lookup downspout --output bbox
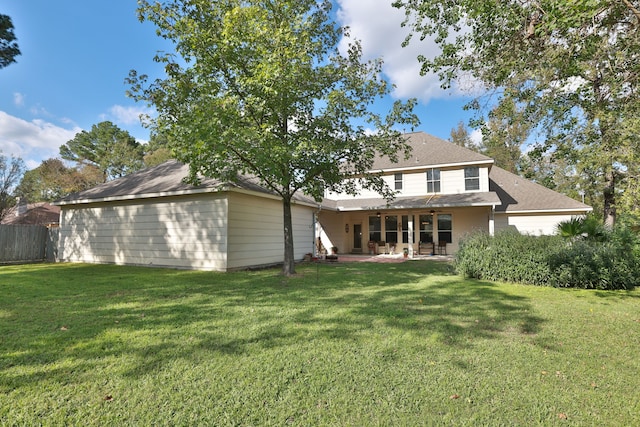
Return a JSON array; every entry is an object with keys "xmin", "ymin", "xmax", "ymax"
[{"xmin": 314, "ymin": 204, "xmax": 322, "ymax": 257}]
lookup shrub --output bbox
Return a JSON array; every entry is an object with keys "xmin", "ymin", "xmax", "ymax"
[
  {"xmin": 549, "ymin": 227, "xmax": 640, "ymax": 290},
  {"xmin": 455, "ymin": 226, "xmax": 640, "ymax": 290},
  {"xmin": 455, "ymin": 230, "xmax": 559, "ymax": 285}
]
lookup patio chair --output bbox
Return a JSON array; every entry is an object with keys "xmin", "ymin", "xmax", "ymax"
[
  {"xmin": 436, "ymin": 241, "xmax": 447, "ymax": 255},
  {"xmin": 418, "ymin": 241, "xmax": 434, "ymax": 255}
]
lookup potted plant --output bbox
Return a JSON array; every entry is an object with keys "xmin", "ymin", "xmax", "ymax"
[{"xmin": 403, "ymin": 248, "xmax": 409, "ymax": 258}]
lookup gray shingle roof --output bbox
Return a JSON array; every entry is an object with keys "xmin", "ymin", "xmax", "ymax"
[
  {"xmin": 55, "ymin": 132, "xmax": 591, "ymax": 215},
  {"xmin": 489, "ymin": 165, "xmax": 591, "ymax": 213},
  {"xmin": 55, "ymin": 160, "xmax": 317, "ymax": 206},
  {"xmin": 370, "ymin": 131, "xmax": 493, "ymax": 171}
]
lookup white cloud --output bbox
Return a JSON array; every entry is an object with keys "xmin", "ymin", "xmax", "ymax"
[
  {"xmin": 470, "ymin": 128, "xmax": 483, "ymax": 146},
  {"xmin": 13, "ymin": 93, "xmax": 25, "ymax": 108},
  {"xmin": 0, "ymin": 111, "xmax": 81, "ymax": 169},
  {"xmin": 107, "ymin": 105, "xmax": 154, "ymax": 126},
  {"xmin": 336, "ymin": 0, "xmax": 477, "ymax": 103}
]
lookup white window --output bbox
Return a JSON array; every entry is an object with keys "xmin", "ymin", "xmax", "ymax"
[
  {"xmin": 369, "ymin": 216, "xmax": 381, "ymax": 242},
  {"xmin": 401, "ymin": 215, "xmax": 415, "ymax": 243},
  {"xmin": 419, "ymin": 214, "xmax": 434, "ymax": 243},
  {"xmin": 385, "ymin": 215, "xmax": 398, "ymax": 244},
  {"xmin": 394, "ymin": 173, "xmax": 403, "ymax": 190},
  {"xmin": 465, "ymin": 167, "xmax": 480, "ymax": 191},
  {"xmin": 437, "ymin": 214, "xmax": 453, "ymax": 243},
  {"xmin": 426, "ymin": 168, "xmax": 441, "ymax": 193}
]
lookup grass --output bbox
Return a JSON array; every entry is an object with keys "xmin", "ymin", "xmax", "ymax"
[{"xmin": 1, "ymin": 261, "xmax": 639, "ymax": 426}]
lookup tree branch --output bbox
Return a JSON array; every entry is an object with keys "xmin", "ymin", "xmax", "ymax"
[{"xmin": 622, "ymin": 0, "xmax": 640, "ymax": 22}]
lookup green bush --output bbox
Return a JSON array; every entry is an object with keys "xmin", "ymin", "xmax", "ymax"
[
  {"xmin": 455, "ymin": 226, "xmax": 640, "ymax": 290},
  {"xmin": 548, "ymin": 227, "xmax": 640, "ymax": 290},
  {"xmin": 454, "ymin": 230, "xmax": 558, "ymax": 286}
]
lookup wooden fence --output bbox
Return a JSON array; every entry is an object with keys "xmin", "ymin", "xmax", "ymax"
[{"xmin": 0, "ymin": 225, "xmax": 59, "ymax": 264}]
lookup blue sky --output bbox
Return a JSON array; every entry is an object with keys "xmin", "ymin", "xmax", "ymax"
[{"xmin": 1, "ymin": 0, "xmax": 478, "ymax": 170}]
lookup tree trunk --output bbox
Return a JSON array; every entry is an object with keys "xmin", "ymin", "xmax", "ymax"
[
  {"xmin": 603, "ymin": 168, "xmax": 616, "ymax": 228},
  {"xmin": 282, "ymin": 196, "xmax": 296, "ymax": 276}
]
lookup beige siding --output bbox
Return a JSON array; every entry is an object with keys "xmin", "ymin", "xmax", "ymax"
[
  {"xmin": 328, "ymin": 166, "xmax": 491, "ymax": 200},
  {"xmin": 441, "ymin": 167, "xmax": 489, "ymax": 194},
  {"xmin": 226, "ymin": 193, "xmax": 315, "ymax": 269},
  {"xmin": 451, "ymin": 207, "xmax": 492, "ymax": 252},
  {"xmin": 403, "ymin": 172, "xmax": 426, "ymax": 196},
  {"xmin": 59, "ymin": 194, "xmax": 229, "ymax": 270},
  {"xmin": 494, "ymin": 212, "xmax": 578, "ymax": 236}
]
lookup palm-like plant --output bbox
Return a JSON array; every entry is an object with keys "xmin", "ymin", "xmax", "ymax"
[
  {"xmin": 557, "ymin": 217, "xmax": 585, "ymax": 239},
  {"xmin": 557, "ymin": 215, "xmax": 607, "ymax": 242}
]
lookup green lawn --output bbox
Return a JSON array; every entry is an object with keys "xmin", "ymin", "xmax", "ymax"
[{"xmin": 1, "ymin": 261, "xmax": 639, "ymax": 426}]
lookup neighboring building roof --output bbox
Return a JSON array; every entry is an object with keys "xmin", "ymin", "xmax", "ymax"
[
  {"xmin": 55, "ymin": 160, "xmax": 318, "ymax": 206},
  {"xmin": 489, "ymin": 166, "xmax": 591, "ymax": 213},
  {"xmin": 1, "ymin": 202, "xmax": 60, "ymax": 225},
  {"xmin": 370, "ymin": 131, "xmax": 493, "ymax": 171}
]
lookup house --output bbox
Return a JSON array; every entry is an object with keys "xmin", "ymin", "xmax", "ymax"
[
  {"xmin": 317, "ymin": 132, "xmax": 591, "ymax": 256},
  {"xmin": 1, "ymin": 199, "xmax": 61, "ymax": 226},
  {"xmin": 54, "ymin": 131, "xmax": 591, "ymax": 270}
]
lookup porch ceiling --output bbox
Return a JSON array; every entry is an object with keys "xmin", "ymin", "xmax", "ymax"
[{"xmin": 324, "ymin": 192, "xmax": 501, "ymax": 212}]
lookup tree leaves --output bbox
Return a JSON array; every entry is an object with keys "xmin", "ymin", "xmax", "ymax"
[
  {"xmin": 396, "ymin": 0, "xmax": 640, "ymax": 224},
  {"xmin": 59, "ymin": 121, "xmax": 144, "ymax": 182},
  {"xmin": 131, "ymin": 0, "xmax": 419, "ymax": 275}
]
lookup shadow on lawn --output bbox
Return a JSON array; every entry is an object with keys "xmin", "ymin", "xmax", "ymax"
[{"xmin": 0, "ymin": 261, "xmax": 544, "ymax": 386}]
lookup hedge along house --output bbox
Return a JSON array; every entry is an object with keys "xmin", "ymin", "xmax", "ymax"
[
  {"xmin": 316, "ymin": 132, "xmax": 592, "ymax": 257},
  {"xmin": 55, "ymin": 160, "xmax": 319, "ymax": 271},
  {"xmin": 55, "ymin": 132, "xmax": 591, "ymax": 270}
]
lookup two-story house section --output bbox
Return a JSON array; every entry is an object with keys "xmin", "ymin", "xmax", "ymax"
[{"xmin": 318, "ymin": 131, "xmax": 592, "ymax": 256}]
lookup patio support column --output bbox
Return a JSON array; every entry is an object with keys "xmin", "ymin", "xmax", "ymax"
[
  {"xmin": 408, "ymin": 215, "xmax": 414, "ymax": 258},
  {"xmin": 489, "ymin": 207, "xmax": 495, "ymax": 236}
]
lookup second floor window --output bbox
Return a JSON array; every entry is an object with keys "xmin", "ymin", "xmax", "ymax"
[
  {"xmin": 465, "ymin": 167, "xmax": 480, "ymax": 191},
  {"xmin": 394, "ymin": 173, "xmax": 403, "ymax": 190},
  {"xmin": 426, "ymin": 168, "xmax": 441, "ymax": 193}
]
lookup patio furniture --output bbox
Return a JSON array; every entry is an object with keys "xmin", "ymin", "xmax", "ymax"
[
  {"xmin": 418, "ymin": 241, "xmax": 434, "ymax": 255},
  {"xmin": 436, "ymin": 241, "xmax": 447, "ymax": 255}
]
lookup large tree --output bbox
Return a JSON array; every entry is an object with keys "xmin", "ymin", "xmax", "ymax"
[
  {"xmin": 16, "ymin": 158, "xmax": 104, "ymax": 202},
  {"xmin": 143, "ymin": 131, "xmax": 174, "ymax": 168},
  {"xmin": 477, "ymin": 99, "xmax": 528, "ymax": 175},
  {"xmin": 128, "ymin": 0, "xmax": 418, "ymax": 276},
  {"xmin": 59, "ymin": 121, "xmax": 144, "ymax": 182},
  {"xmin": 0, "ymin": 14, "xmax": 20, "ymax": 69},
  {"xmin": 448, "ymin": 121, "xmax": 474, "ymax": 150},
  {"xmin": 0, "ymin": 152, "xmax": 25, "ymax": 221},
  {"xmin": 394, "ymin": 0, "xmax": 640, "ymax": 226}
]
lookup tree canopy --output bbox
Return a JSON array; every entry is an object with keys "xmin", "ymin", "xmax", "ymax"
[
  {"xmin": 0, "ymin": 14, "xmax": 20, "ymax": 69},
  {"xmin": 129, "ymin": 0, "xmax": 419, "ymax": 275},
  {"xmin": 59, "ymin": 121, "xmax": 144, "ymax": 182},
  {"xmin": 0, "ymin": 152, "xmax": 25, "ymax": 221},
  {"xmin": 16, "ymin": 159, "xmax": 104, "ymax": 202},
  {"xmin": 395, "ymin": 0, "xmax": 640, "ymax": 226}
]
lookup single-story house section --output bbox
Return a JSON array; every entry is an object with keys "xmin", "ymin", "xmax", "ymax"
[
  {"xmin": 55, "ymin": 131, "xmax": 591, "ymax": 270},
  {"xmin": 55, "ymin": 161, "xmax": 319, "ymax": 271}
]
